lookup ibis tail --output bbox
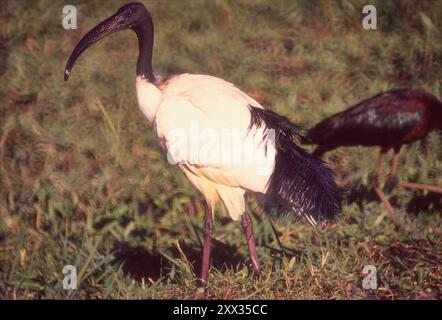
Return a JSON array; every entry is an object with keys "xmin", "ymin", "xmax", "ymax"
[{"xmin": 250, "ymin": 107, "xmax": 342, "ymax": 225}]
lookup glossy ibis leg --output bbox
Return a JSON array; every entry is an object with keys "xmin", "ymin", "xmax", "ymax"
[
  {"xmin": 199, "ymin": 203, "xmax": 213, "ymax": 287},
  {"xmin": 386, "ymin": 147, "xmax": 401, "ymax": 186},
  {"xmin": 386, "ymin": 147, "xmax": 442, "ymax": 194},
  {"xmin": 372, "ymin": 148, "xmax": 395, "ymax": 214},
  {"xmin": 371, "ymin": 148, "xmax": 387, "ymax": 186},
  {"xmin": 399, "ymin": 181, "xmax": 442, "ymax": 194},
  {"xmin": 241, "ymin": 211, "xmax": 260, "ymax": 275}
]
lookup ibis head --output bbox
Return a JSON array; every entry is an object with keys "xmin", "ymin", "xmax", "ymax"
[{"xmin": 64, "ymin": 2, "xmax": 154, "ymax": 82}]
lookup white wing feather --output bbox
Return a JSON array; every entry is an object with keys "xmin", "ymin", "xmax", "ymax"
[{"xmin": 155, "ymin": 74, "xmax": 275, "ymax": 194}]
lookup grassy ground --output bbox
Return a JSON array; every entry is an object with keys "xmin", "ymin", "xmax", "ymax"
[{"xmin": 1, "ymin": 0, "xmax": 441, "ymax": 299}]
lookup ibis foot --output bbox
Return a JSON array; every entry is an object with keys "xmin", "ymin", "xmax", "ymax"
[{"xmin": 195, "ymin": 286, "xmax": 208, "ymax": 298}]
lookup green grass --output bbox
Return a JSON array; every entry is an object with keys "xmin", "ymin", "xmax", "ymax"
[{"xmin": 1, "ymin": 0, "xmax": 441, "ymax": 299}]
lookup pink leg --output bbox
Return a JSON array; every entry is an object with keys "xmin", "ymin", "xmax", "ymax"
[
  {"xmin": 372, "ymin": 148, "xmax": 395, "ymax": 214},
  {"xmin": 199, "ymin": 204, "xmax": 213, "ymax": 286},
  {"xmin": 241, "ymin": 211, "xmax": 260, "ymax": 275}
]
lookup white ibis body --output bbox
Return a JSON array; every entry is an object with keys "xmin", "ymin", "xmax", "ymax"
[{"xmin": 64, "ymin": 2, "xmax": 341, "ymax": 285}]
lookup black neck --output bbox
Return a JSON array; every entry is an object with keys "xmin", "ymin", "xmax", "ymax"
[{"xmin": 133, "ymin": 18, "xmax": 155, "ymax": 82}]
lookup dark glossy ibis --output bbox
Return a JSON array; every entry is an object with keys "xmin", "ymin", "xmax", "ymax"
[{"xmin": 305, "ymin": 89, "xmax": 442, "ymax": 213}]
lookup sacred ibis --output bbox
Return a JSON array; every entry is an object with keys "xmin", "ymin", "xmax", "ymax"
[
  {"xmin": 306, "ymin": 89, "xmax": 442, "ymax": 213},
  {"xmin": 64, "ymin": 2, "xmax": 341, "ymax": 285}
]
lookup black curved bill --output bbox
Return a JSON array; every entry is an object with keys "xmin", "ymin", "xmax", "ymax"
[{"xmin": 64, "ymin": 13, "xmax": 128, "ymax": 81}]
